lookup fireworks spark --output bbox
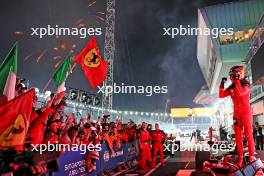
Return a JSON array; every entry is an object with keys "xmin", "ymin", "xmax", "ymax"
[
  {"xmin": 96, "ymin": 12, "xmax": 105, "ymax": 15},
  {"xmin": 68, "ymin": 44, "xmax": 77, "ymax": 55},
  {"xmin": 74, "ymin": 18, "xmax": 85, "ymax": 26},
  {"xmin": 76, "ymin": 23, "xmax": 86, "ymax": 28},
  {"xmin": 95, "ymin": 15, "xmax": 104, "ymax": 21},
  {"xmin": 53, "ymin": 47, "xmax": 60, "ymax": 52},
  {"xmin": 53, "ymin": 56, "xmax": 62, "ymax": 60},
  {"xmin": 60, "ymin": 42, "xmax": 67, "ymax": 50},
  {"xmin": 87, "ymin": 0, "xmax": 96, "ymax": 7},
  {"xmin": 71, "ymin": 44, "xmax": 77, "ymax": 49},
  {"xmin": 55, "ymin": 60, "xmax": 63, "ymax": 68},
  {"xmin": 14, "ymin": 31, "xmax": 25, "ymax": 36},
  {"xmin": 24, "ymin": 53, "xmax": 33, "ymax": 61},
  {"xmin": 95, "ymin": 19, "xmax": 100, "ymax": 24},
  {"xmin": 70, "ymin": 62, "xmax": 77, "ymax": 73},
  {"xmin": 36, "ymin": 49, "xmax": 48, "ymax": 63}
]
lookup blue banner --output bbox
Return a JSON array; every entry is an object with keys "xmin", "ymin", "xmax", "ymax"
[
  {"xmin": 54, "ymin": 150, "xmax": 87, "ymax": 176},
  {"xmin": 53, "ymin": 141, "xmax": 138, "ymax": 176}
]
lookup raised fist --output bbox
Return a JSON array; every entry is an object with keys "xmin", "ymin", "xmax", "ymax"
[{"xmin": 221, "ymin": 77, "xmax": 227, "ymax": 86}]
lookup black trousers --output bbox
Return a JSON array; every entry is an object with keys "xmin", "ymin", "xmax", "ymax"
[{"xmin": 256, "ymin": 136, "xmax": 263, "ymax": 150}]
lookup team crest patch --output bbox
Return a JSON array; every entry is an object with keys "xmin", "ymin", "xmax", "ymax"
[{"xmin": 83, "ymin": 48, "xmax": 100, "ymax": 68}]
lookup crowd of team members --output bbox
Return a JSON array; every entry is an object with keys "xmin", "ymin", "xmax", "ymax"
[{"xmin": 14, "ymin": 79, "xmax": 170, "ymax": 174}]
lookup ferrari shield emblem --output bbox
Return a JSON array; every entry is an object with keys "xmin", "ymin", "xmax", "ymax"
[
  {"xmin": 83, "ymin": 48, "xmax": 100, "ymax": 68},
  {"xmin": 0, "ymin": 114, "xmax": 27, "ymax": 147}
]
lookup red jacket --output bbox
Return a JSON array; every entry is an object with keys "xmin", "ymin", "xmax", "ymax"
[
  {"xmin": 139, "ymin": 129, "xmax": 151, "ymax": 143},
  {"xmin": 152, "ymin": 130, "xmax": 164, "ymax": 143},
  {"xmin": 219, "ymin": 80, "xmax": 251, "ymax": 118}
]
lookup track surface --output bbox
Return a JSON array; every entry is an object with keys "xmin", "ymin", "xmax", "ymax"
[{"xmin": 116, "ymin": 151, "xmax": 196, "ymax": 176}]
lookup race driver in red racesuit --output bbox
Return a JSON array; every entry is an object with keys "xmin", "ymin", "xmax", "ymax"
[{"xmin": 219, "ymin": 66, "xmax": 256, "ymax": 167}]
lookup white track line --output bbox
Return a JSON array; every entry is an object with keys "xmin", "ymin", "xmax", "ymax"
[{"xmin": 144, "ymin": 156, "xmax": 170, "ymax": 176}]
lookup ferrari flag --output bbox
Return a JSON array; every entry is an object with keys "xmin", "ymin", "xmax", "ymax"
[
  {"xmin": 75, "ymin": 37, "xmax": 108, "ymax": 89},
  {"xmin": 0, "ymin": 89, "xmax": 34, "ymax": 147}
]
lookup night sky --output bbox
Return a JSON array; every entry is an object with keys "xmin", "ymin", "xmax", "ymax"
[{"xmin": 0, "ymin": 0, "xmax": 239, "ymax": 112}]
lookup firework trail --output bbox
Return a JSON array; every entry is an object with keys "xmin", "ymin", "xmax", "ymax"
[
  {"xmin": 53, "ymin": 56, "xmax": 62, "ymax": 60},
  {"xmin": 60, "ymin": 42, "xmax": 67, "ymax": 50},
  {"xmin": 74, "ymin": 18, "xmax": 85, "ymax": 26},
  {"xmin": 53, "ymin": 47, "xmax": 60, "ymax": 52},
  {"xmin": 69, "ymin": 44, "xmax": 77, "ymax": 55},
  {"xmin": 55, "ymin": 60, "xmax": 63, "ymax": 68},
  {"xmin": 36, "ymin": 49, "xmax": 48, "ymax": 63},
  {"xmin": 14, "ymin": 31, "xmax": 25, "ymax": 36},
  {"xmin": 95, "ymin": 15, "xmax": 105, "ymax": 22},
  {"xmin": 96, "ymin": 12, "xmax": 105, "ymax": 15},
  {"xmin": 70, "ymin": 62, "xmax": 77, "ymax": 73},
  {"xmin": 87, "ymin": 0, "xmax": 96, "ymax": 7},
  {"xmin": 24, "ymin": 53, "xmax": 33, "ymax": 61}
]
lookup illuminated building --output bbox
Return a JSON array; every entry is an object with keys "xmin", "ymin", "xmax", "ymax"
[
  {"xmin": 196, "ymin": 0, "xmax": 264, "ymax": 95},
  {"xmin": 195, "ymin": 0, "xmax": 264, "ymax": 128},
  {"xmin": 247, "ymin": 14, "xmax": 264, "ymax": 124}
]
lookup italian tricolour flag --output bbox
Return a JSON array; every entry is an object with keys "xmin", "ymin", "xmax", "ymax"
[{"xmin": 0, "ymin": 43, "xmax": 18, "ymax": 104}]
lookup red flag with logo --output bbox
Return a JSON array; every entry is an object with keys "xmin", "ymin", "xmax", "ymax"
[
  {"xmin": 75, "ymin": 37, "xmax": 108, "ymax": 89},
  {"xmin": 0, "ymin": 89, "xmax": 34, "ymax": 147}
]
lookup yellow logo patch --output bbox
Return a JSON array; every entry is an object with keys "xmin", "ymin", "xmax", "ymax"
[
  {"xmin": 0, "ymin": 114, "xmax": 27, "ymax": 147},
  {"xmin": 83, "ymin": 48, "xmax": 100, "ymax": 68}
]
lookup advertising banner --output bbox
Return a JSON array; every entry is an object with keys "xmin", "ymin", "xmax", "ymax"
[{"xmin": 53, "ymin": 141, "xmax": 138, "ymax": 176}]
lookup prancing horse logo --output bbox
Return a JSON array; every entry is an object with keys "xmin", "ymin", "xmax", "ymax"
[{"xmin": 83, "ymin": 48, "xmax": 100, "ymax": 68}]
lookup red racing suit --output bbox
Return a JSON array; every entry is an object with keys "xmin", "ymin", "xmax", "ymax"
[
  {"xmin": 151, "ymin": 130, "xmax": 165, "ymax": 166},
  {"xmin": 219, "ymin": 80, "xmax": 255, "ymax": 157},
  {"xmin": 138, "ymin": 129, "xmax": 152, "ymax": 169}
]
